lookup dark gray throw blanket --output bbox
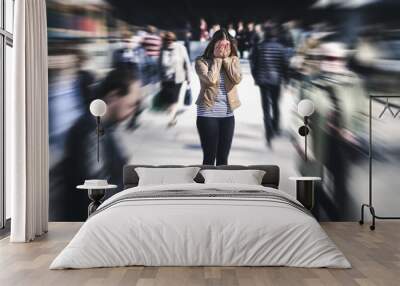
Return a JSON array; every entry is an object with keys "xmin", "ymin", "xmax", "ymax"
[{"xmin": 90, "ymin": 188, "xmax": 310, "ymax": 218}]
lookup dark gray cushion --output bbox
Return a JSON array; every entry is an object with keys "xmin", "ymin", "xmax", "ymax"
[{"xmin": 123, "ymin": 165, "xmax": 280, "ymax": 189}]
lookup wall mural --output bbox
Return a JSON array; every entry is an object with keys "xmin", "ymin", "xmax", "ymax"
[{"xmin": 47, "ymin": 0, "xmax": 400, "ymax": 222}]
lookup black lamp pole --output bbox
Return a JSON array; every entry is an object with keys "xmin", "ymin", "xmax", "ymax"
[
  {"xmin": 304, "ymin": 116, "xmax": 308, "ymax": 161},
  {"xmin": 298, "ymin": 116, "xmax": 309, "ymax": 161},
  {"xmin": 95, "ymin": 116, "xmax": 105, "ymax": 162}
]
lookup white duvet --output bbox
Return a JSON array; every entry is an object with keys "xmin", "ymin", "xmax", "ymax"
[{"xmin": 50, "ymin": 183, "xmax": 351, "ymax": 269}]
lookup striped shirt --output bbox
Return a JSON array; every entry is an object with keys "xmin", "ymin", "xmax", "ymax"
[
  {"xmin": 142, "ymin": 34, "xmax": 162, "ymax": 57},
  {"xmin": 197, "ymin": 71, "xmax": 233, "ymax": 117}
]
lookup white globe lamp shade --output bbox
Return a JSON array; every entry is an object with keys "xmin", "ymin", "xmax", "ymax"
[
  {"xmin": 90, "ymin": 99, "xmax": 107, "ymax": 117},
  {"xmin": 297, "ymin": 99, "xmax": 315, "ymax": 117}
]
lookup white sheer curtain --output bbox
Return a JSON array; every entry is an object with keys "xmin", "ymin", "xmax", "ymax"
[{"xmin": 8, "ymin": 0, "xmax": 49, "ymax": 242}]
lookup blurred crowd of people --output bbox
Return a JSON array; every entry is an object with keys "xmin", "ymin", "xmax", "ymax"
[
  {"xmin": 48, "ymin": 18, "xmax": 194, "ymax": 220},
  {"xmin": 194, "ymin": 18, "xmax": 368, "ymax": 152},
  {"xmin": 197, "ymin": 18, "xmax": 260, "ymax": 59},
  {"xmin": 196, "ymin": 19, "xmax": 302, "ymax": 60},
  {"xmin": 195, "ymin": 19, "xmax": 370, "ymax": 219},
  {"xmin": 191, "ymin": 16, "xmax": 400, "ymax": 220},
  {"xmin": 249, "ymin": 20, "xmax": 369, "ymax": 219},
  {"xmin": 48, "ymin": 0, "xmax": 400, "ymax": 221}
]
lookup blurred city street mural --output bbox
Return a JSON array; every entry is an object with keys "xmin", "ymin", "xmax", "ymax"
[{"xmin": 48, "ymin": 0, "xmax": 400, "ymax": 221}]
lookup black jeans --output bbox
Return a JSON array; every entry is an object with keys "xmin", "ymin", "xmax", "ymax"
[
  {"xmin": 196, "ymin": 116, "xmax": 235, "ymax": 165},
  {"xmin": 259, "ymin": 84, "xmax": 281, "ymax": 141}
]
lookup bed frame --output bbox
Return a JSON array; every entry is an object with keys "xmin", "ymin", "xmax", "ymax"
[{"xmin": 123, "ymin": 165, "xmax": 280, "ymax": 189}]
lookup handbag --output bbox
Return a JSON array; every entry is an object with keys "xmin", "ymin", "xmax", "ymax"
[{"xmin": 184, "ymin": 86, "xmax": 192, "ymax": 106}]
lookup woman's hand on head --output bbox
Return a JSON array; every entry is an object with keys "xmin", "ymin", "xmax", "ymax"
[
  {"xmin": 213, "ymin": 40, "xmax": 230, "ymax": 58},
  {"xmin": 222, "ymin": 43, "xmax": 231, "ymax": 58},
  {"xmin": 213, "ymin": 42, "xmax": 224, "ymax": 58}
]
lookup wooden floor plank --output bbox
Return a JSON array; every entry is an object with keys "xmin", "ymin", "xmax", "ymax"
[{"xmin": 0, "ymin": 222, "xmax": 399, "ymax": 286}]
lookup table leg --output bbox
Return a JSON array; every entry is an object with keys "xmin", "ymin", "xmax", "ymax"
[
  {"xmin": 88, "ymin": 189, "xmax": 106, "ymax": 217},
  {"xmin": 296, "ymin": 181, "xmax": 314, "ymax": 210}
]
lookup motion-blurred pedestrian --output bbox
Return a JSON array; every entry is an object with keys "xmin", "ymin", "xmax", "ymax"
[
  {"xmin": 209, "ymin": 24, "xmax": 221, "ymax": 38},
  {"xmin": 228, "ymin": 23, "xmax": 236, "ymax": 38},
  {"xmin": 199, "ymin": 18, "xmax": 209, "ymax": 42},
  {"xmin": 142, "ymin": 25, "xmax": 162, "ymax": 58},
  {"xmin": 142, "ymin": 26, "xmax": 162, "ymax": 82},
  {"xmin": 250, "ymin": 24, "xmax": 288, "ymax": 147},
  {"xmin": 184, "ymin": 22, "xmax": 193, "ymax": 58},
  {"xmin": 244, "ymin": 22, "xmax": 256, "ymax": 58},
  {"xmin": 57, "ymin": 66, "xmax": 142, "ymax": 221},
  {"xmin": 236, "ymin": 21, "xmax": 245, "ymax": 58},
  {"xmin": 159, "ymin": 32, "xmax": 192, "ymax": 127},
  {"xmin": 76, "ymin": 50, "xmax": 95, "ymax": 108}
]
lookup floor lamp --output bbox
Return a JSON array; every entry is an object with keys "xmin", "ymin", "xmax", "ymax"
[{"xmin": 89, "ymin": 99, "xmax": 107, "ymax": 162}]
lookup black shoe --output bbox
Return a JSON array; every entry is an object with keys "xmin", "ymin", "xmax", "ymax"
[{"xmin": 266, "ymin": 137, "xmax": 272, "ymax": 149}]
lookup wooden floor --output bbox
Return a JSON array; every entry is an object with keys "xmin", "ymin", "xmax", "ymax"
[{"xmin": 0, "ymin": 222, "xmax": 399, "ymax": 286}]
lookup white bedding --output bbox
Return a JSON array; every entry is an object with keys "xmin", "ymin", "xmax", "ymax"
[{"xmin": 50, "ymin": 183, "xmax": 351, "ymax": 269}]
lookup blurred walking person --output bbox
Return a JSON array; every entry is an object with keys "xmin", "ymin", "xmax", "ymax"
[
  {"xmin": 209, "ymin": 24, "xmax": 221, "ymax": 38},
  {"xmin": 112, "ymin": 31, "xmax": 135, "ymax": 68},
  {"xmin": 142, "ymin": 26, "xmax": 162, "ymax": 82},
  {"xmin": 159, "ymin": 32, "xmax": 192, "ymax": 127},
  {"xmin": 184, "ymin": 22, "xmax": 192, "ymax": 58},
  {"xmin": 250, "ymin": 24, "xmax": 288, "ymax": 147},
  {"xmin": 142, "ymin": 25, "xmax": 162, "ymax": 57},
  {"xmin": 199, "ymin": 18, "xmax": 209, "ymax": 42},
  {"xmin": 244, "ymin": 22, "xmax": 255, "ymax": 58},
  {"xmin": 253, "ymin": 23, "xmax": 263, "ymax": 45},
  {"xmin": 236, "ymin": 21, "xmax": 245, "ymax": 58},
  {"xmin": 55, "ymin": 65, "xmax": 143, "ymax": 221},
  {"xmin": 76, "ymin": 51, "xmax": 95, "ymax": 108},
  {"xmin": 195, "ymin": 29, "xmax": 242, "ymax": 165},
  {"xmin": 228, "ymin": 23, "xmax": 236, "ymax": 38}
]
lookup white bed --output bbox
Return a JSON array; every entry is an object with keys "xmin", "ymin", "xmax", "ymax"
[{"xmin": 50, "ymin": 183, "xmax": 351, "ymax": 269}]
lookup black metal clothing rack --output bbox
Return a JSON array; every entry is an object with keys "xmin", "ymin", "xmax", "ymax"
[{"xmin": 360, "ymin": 94, "xmax": 400, "ymax": 230}]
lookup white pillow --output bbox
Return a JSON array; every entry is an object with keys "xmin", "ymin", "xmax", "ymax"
[
  {"xmin": 200, "ymin": 169, "xmax": 266, "ymax": 185},
  {"xmin": 135, "ymin": 167, "xmax": 201, "ymax": 186}
]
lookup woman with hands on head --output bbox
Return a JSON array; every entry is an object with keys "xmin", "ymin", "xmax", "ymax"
[{"xmin": 195, "ymin": 28, "xmax": 242, "ymax": 166}]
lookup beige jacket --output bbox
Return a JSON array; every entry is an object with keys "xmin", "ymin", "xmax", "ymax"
[{"xmin": 195, "ymin": 56, "xmax": 242, "ymax": 110}]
